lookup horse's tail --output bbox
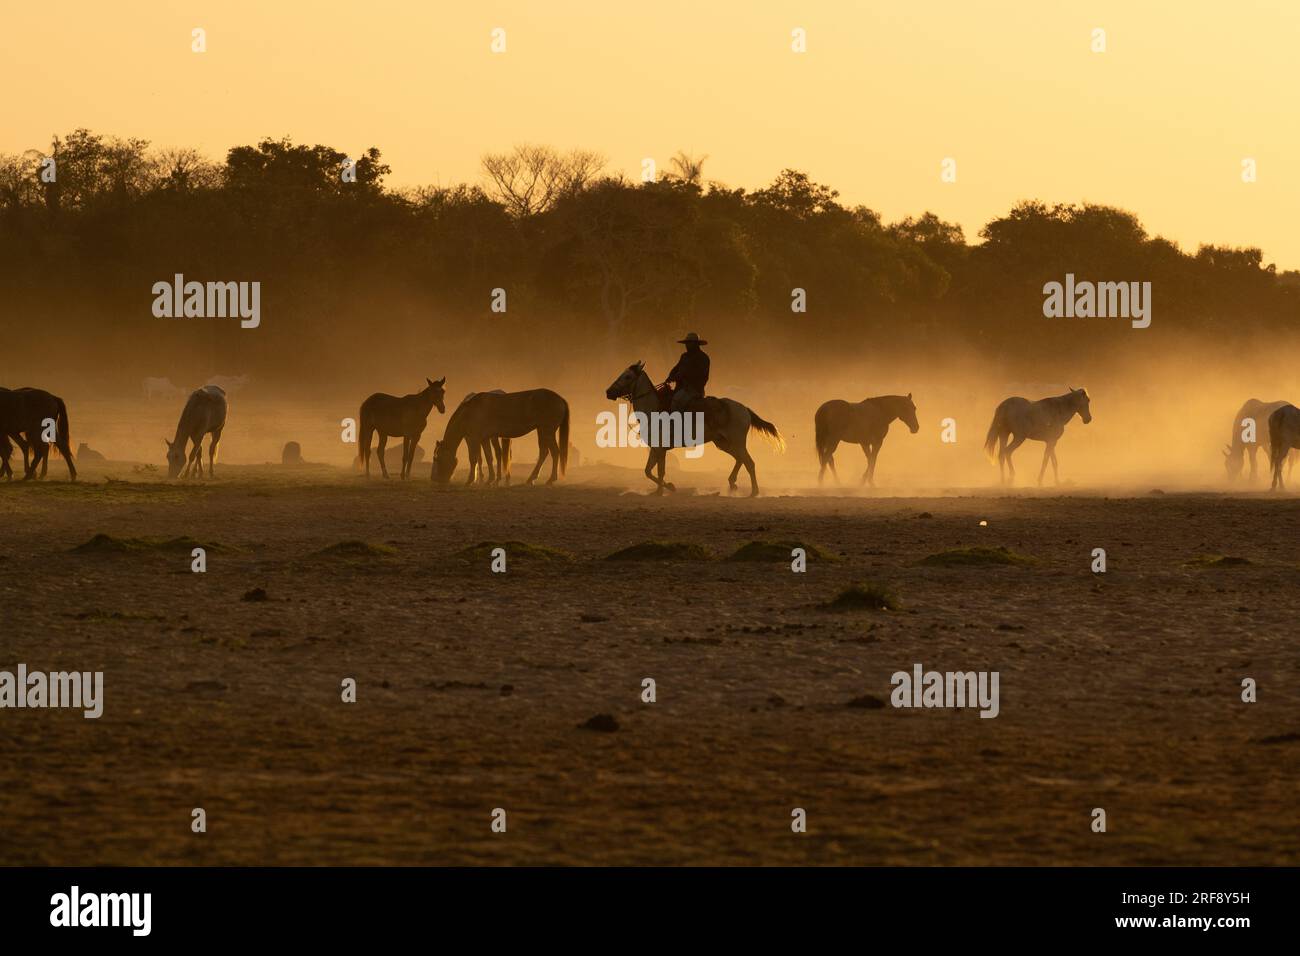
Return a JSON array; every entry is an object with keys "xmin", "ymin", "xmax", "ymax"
[
  {"xmin": 558, "ymin": 403, "xmax": 570, "ymax": 476},
  {"xmin": 814, "ymin": 408, "xmax": 829, "ymax": 464},
  {"xmin": 747, "ymin": 407, "xmax": 785, "ymax": 452},
  {"xmin": 56, "ymin": 398, "xmax": 72, "ymax": 457},
  {"xmin": 983, "ymin": 405, "xmax": 1005, "ymax": 462}
]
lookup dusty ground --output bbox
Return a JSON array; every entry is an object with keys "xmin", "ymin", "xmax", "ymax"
[{"xmin": 1, "ymin": 461, "xmax": 1297, "ymax": 866}]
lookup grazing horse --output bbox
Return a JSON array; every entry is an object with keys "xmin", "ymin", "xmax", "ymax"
[
  {"xmin": 359, "ymin": 377, "xmax": 446, "ymax": 479},
  {"xmin": 457, "ymin": 390, "xmax": 513, "ymax": 485},
  {"xmin": 604, "ymin": 361, "xmax": 783, "ymax": 496},
  {"xmin": 165, "ymin": 385, "xmax": 227, "ymax": 478},
  {"xmin": 1267, "ymin": 404, "xmax": 1300, "ymax": 490},
  {"xmin": 815, "ymin": 394, "xmax": 919, "ymax": 486},
  {"xmin": 0, "ymin": 386, "xmax": 76, "ymax": 481},
  {"xmin": 983, "ymin": 387, "xmax": 1092, "ymax": 486},
  {"xmin": 1225, "ymin": 398, "xmax": 1296, "ymax": 481},
  {"xmin": 432, "ymin": 389, "xmax": 569, "ymax": 485}
]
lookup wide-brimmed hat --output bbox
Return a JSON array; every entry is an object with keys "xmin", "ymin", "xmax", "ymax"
[{"xmin": 677, "ymin": 332, "xmax": 708, "ymax": 345}]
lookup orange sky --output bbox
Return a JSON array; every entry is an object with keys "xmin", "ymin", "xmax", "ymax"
[{"xmin": 5, "ymin": 0, "xmax": 1298, "ymax": 267}]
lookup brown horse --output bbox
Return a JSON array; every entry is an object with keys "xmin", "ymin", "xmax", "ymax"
[
  {"xmin": 359, "ymin": 377, "xmax": 446, "ymax": 479},
  {"xmin": 0, "ymin": 386, "xmax": 76, "ymax": 481},
  {"xmin": 814, "ymin": 394, "xmax": 919, "ymax": 486},
  {"xmin": 455, "ymin": 390, "xmax": 513, "ymax": 485},
  {"xmin": 432, "ymin": 389, "xmax": 569, "ymax": 485}
]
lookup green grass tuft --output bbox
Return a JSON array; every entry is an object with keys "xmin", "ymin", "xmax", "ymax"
[
  {"xmin": 455, "ymin": 541, "xmax": 573, "ymax": 562},
  {"xmin": 919, "ymin": 546, "xmax": 1034, "ymax": 567},
  {"xmin": 825, "ymin": 582, "xmax": 900, "ymax": 612},
  {"xmin": 313, "ymin": 540, "xmax": 396, "ymax": 558},
  {"xmin": 727, "ymin": 540, "xmax": 836, "ymax": 562},
  {"xmin": 605, "ymin": 541, "xmax": 712, "ymax": 561}
]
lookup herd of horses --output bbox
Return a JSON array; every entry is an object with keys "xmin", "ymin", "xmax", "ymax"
[{"xmin": 5, "ymin": 373, "xmax": 1300, "ymax": 493}]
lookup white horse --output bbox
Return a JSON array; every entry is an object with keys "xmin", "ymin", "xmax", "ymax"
[
  {"xmin": 604, "ymin": 360, "xmax": 783, "ymax": 496},
  {"xmin": 206, "ymin": 374, "xmax": 250, "ymax": 394},
  {"xmin": 165, "ymin": 385, "xmax": 227, "ymax": 478},
  {"xmin": 983, "ymin": 387, "xmax": 1092, "ymax": 485},
  {"xmin": 142, "ymin": 376, "xmax": 185, "ymax": 400}
]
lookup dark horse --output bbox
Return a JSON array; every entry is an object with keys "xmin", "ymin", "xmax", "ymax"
[
  {"xmin": 432, "ymin": 389, "xmax": 569, "ymax": 485},
  {"xmin": 983, "ymin": 387, "xmax": 1092, "ymax": 485},
  {"xmin": 0, "ymin": 386, "xmax": 76, "ymax": 481},
  {"xmin": 814, "ymin": 394, "xmax": 919, "ymax": 486},
  {"xmin": 359, "ymin": 378, "xmax": 446, "ymax": 479},
  {"xmin": 1267, "ymin": 404, "xmax": 1300, "ymax": 490}
]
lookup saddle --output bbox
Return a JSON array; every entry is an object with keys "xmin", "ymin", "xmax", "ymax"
[{"xmin": 655, "ymin": 385, "xmax": 727, "ymax": 431}]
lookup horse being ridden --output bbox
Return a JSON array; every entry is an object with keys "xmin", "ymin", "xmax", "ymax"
[
  {"xmin": 359, "ymin": 377, "xmax": 446, "ymax": 479},
  {"xmin": 1225, "ymin": 398, "xmax": 1296, "ymax": 481},
  {"xmin": 983, "ymin": 387, "xmax": 1092, "ymax": 485},
  {"xmin": 0, "ymin": 386, "xmax": 76, "ymax": 481},
  {"xmin": 604, "ymin": 361, "xmax": 783, "ymax": 496},
  {"xmin": 165, "ymin": 385, "xmax": 227, "ymax": 478},
  {"xmin": 1267, "ymin": 404, "xmax": 1300, "ymax": 490},
  {"xmin": 432, "ymin": 389, "xmax": 568, "ymax": 486},
  {"xmin": 814, "ymin": 394, "xmax": 919, "ymax": 486}
]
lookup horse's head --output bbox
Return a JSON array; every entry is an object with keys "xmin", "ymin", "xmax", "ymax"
[
  {"xmin": 1069, "ymin": 386, "xmax": 1092, "ymax": 424},
  {"xmin": 899, "ymin": 393, "xmax": 920, "ymax": 434},
  {"xmin": 1224, "ymin": 443, "xmax": 1245, "ymax": 479},
  {"xmin": 606, "ymin": 361, "xmax": 645, "ymax": 401},
  {"xmin": 163, "ymin": 437, "xmax": 186, "ymax": 478},
  {"xmin": 430, "ymin": 437, "xmax": 457, "ymax": 483},
  {"xmin": 424, "ymin": 377, "xmax": 446, "ymax": 414}
]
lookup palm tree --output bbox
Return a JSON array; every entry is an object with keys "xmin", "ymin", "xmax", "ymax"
[{"xmin": 668, "ymin": 151, "xmax": 708, "ymax": 186}]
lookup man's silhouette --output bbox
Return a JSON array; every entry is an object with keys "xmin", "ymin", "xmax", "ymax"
[{"xmin": 667, "ymin": 332, "xmax": 710, "ymax": 413}]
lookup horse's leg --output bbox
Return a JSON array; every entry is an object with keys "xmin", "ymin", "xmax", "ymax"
[
  {"xmin": 467, "ymin": 440, "xmax": 483, "ymax": 485},
  {"xmin": 360, "ymin": 427, "xmax": 372, "ymax": 477},
  {"xmin": 726, "ymin": 450, "xmax": 742, "ymax": 494},
  {"xmin": 1003, "ymin": 435, "xmax": 1026, "ymax": 485},
  {"xmin": 643, "ymin": 448, "xmax": 661, "ymax": 492},
  {"xmin": 1036, "ymin": 442, "xmax": 1052, "ymax": 486},
  {"xmin": 1049, "ymin": 445, "xmax": 1060, "ymax": 484},
  {"xmin": 545, "ymin": 428, "xmax": 561, "ymax": 484},
  {"xmin": 208, "ymin": 429, "xmax": 223, "ymax": 478},
  {"xmin": 996, "ymin": 433, "xmax": 1007, "ymax": 484},
  {"xmin": 376, "ymin": 434, "xmax": 390, "ymax": 478},
  {"xmin": 743, "ymin": 448, "xmax": 759, "ymax": 497},
  {"xmin": 859, "ymin": 443, "xmax": 873, "ymax": 486},
  {"xmin": 1248, "ymin": 446, "xmax": 1258, "ymax": 481},
  {"xmin": 526, "ymin": 434, "xmax": 547, "ymax": 485},
  {"xmin": 24, "ymin": 439, "xmax": 45, "ymax": 480}
]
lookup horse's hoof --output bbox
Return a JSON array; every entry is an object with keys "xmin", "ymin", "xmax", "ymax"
[
  {"xmin": 663, "ymin": 482, "xmax": 676, "ymax": 492},
  {"xmin": 749, "ymin": 490, "xmax": 760, "ymax": 498}
]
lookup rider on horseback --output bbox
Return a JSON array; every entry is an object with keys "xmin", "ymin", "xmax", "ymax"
[{"xmin": 666, "ymin": 332, "xmax": 709, "ymax": 413}]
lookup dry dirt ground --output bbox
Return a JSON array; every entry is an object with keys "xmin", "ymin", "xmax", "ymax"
[{"xmin": 1, "ymin": 462, "xmax": 1297, "ymax": 866}]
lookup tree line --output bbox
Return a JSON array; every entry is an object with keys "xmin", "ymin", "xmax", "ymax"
[{"xmin": 1, "ymin": 130, "xmax": 1295, "ymax": 387}]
